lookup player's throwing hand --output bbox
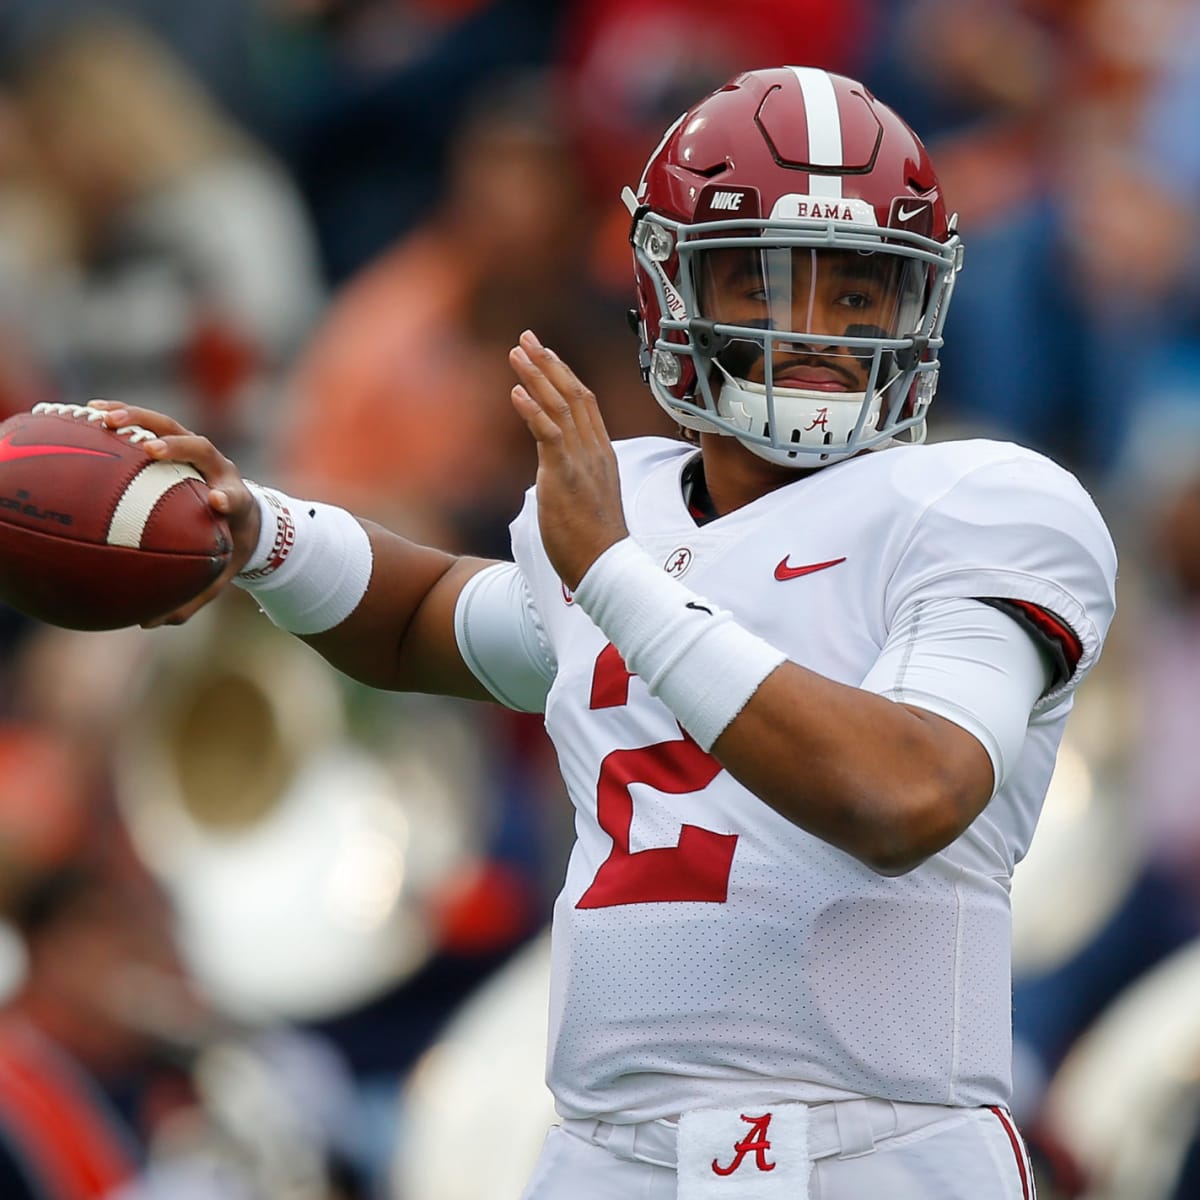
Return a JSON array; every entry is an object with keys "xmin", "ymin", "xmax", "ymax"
[{"xmin": 86, "ymin": 399, "xmax": 262, "ymax": 625}]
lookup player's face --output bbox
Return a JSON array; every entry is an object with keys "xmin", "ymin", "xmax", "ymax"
[{"xmin": 697, "ymin": 246, "xmax": 919, "ymax": 391}]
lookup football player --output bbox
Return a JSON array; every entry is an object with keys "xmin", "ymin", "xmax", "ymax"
[{"xmin": 93, "ymin": 66, "xmax": 1116, "ymax": 1200}]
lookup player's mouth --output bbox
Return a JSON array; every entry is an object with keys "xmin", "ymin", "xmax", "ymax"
[{"xmin": 764, "ymin": 364, "xmax": 860, "ymax": 391}]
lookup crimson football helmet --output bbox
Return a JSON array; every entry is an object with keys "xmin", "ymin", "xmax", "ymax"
[{"xmin": 625, "ymin": 66, "xmax": 962, "ymax": 465}]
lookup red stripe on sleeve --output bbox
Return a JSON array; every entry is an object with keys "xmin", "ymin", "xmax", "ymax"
[{"xmin": 1005, "ymin": 600, "xmax": 1083, "ymax": 672}]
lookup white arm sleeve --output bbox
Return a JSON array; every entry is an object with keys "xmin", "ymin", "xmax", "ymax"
[
  {"xmin": 453, "ymin": 562, "xmax": 556, "ymax": 713},
  {"xmin": 860, "ymin": 597, "xmax": 1052, "ymax": 794}
]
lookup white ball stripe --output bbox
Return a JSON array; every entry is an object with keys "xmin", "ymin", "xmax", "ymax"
[
  {"xmin": 786, "ymin": 65, "xmax": 844, "ymax": 197},
  {"xmin": 107, "ymin": 461, "xmax": 206, "ymax": 548}
]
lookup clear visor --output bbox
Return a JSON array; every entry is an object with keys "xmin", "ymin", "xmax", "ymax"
[{"xmin": 694, "ymin": 245, "xmax": 927, "ymax": 390}]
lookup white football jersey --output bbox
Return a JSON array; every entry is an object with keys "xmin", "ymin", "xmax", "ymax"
[{"xmin": 505, "ymin": 436, "xmax": 1116, "ymax": 1124}]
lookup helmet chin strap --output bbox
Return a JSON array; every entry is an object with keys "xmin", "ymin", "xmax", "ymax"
[
  {"xmin": 712, "ymin": 360, "xmax": 875, "ymax": 455},
  {"xmin": 704, "ymin": 329, "xmax": 909, "ymax": 466}
]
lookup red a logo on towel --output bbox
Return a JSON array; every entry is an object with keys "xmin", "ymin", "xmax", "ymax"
[{"xmin": 712, "ymin": 1113, "xmax": 776, "ymax": 1175}]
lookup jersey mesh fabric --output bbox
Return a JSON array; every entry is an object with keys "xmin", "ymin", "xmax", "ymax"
[{"xmin": 507, "ymin": 436, "xmax": 1116, "ymax": 1123}]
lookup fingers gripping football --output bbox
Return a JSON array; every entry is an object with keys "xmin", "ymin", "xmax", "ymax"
[
  {"xmin": 87, "ymin": 400, "xmax": 261, "ymax": 624},
  {"xmin": 509, "ymin": 329, "xmax": 628, "ymax": 589}
]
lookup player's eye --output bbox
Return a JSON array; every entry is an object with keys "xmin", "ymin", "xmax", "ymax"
[{"xmin": 836, "ymin": 291, "xmax": 874, "ymax": 311}]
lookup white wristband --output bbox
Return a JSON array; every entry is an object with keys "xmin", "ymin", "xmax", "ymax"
[
  {"xmin": 232, "ymin": 484, "xmax": 373, "ymax": 635},
  {"xmin": 572, "ymin": 538, "xmax": 786, "ymax": 750}
]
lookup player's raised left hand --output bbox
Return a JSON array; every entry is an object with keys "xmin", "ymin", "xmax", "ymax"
[{"xmin": 509, "ymin": 329, "xmax": 629, "ymax": 589}]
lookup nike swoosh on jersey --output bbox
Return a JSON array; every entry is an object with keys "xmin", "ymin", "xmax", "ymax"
[
  {"xmin": 774, "ymin": 555, "xmax": 847, "ymax": 581},
  {"xmin": 0, "ymin": 434, "xmax": 116, "ymax": 464}
]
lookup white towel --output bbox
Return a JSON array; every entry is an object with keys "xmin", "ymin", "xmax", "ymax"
[{"xmin": 677, "ymin": 1104, "xmax": 811, "ymax": 1200}]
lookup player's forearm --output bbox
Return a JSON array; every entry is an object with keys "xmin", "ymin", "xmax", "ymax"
[
  {"xmin": 298, "ymin": 522, "xmax": 495, "ymax": 699},
  {"xmin": 710, "ymin": 664, "xmax": 995, "ymax": 874},
  {"xmin": 229, "ymin": 482, "xmax": 494, "ymax": 696}
]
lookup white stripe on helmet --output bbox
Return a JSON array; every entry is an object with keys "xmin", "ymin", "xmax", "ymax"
[{"xmin": 786, "ymin": 66, "xmax": 843, "ymax": 198}]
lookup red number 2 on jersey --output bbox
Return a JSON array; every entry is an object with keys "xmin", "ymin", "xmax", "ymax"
[{"xmin": 576, "ymin": 643, "xmax": 738, "ymax": 909}]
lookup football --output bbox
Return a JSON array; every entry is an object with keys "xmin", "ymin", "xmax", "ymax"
[{"xmin": 0, "ymin": 403, "xmax": 232, "ymax": 630}]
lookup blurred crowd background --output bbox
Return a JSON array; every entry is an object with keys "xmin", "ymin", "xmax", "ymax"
[{"xmin": 0, "ymin": 1, "xmax": 1197, "ymax": 1197}]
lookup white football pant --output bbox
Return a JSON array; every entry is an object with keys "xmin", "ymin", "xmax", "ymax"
[{"xmin": 521, "ymin": 1099, "xmax": 1035, "ymax": 1200}]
